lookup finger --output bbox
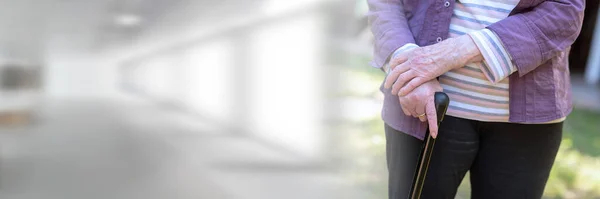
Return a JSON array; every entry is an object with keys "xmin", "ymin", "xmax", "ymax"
[
  {"xmin": 384, "ymin": 63, "xmax": 410, "ymax": 89},
  {"xmin": 408, "ymin": 108, "xmax": 418, "ymax": 118},
  {"xmin": 398, "ymin": 98, "xmax": 412, "ymax": 116},
  {"xmin": 389, "ymin": 54, "xmax": 409, "ymax": 70},
  {"xmin": 384, "ymin": 70, "xmax": 400, "ymax": 89},
  {"xmin": 399, "ymin": 97, "xmax": 418, "ymax": 117},
  {"xmin": 398, "ymin": 77, "xmax": 427, "ymax": 97},
  {"xmin": 391, "ymin": 70, "xmax": 415, "ymax": 95},
  {"xmin": 400, "ymin": 102, "xmax": 412, "ymax": 116},
  {"xmin": 415, "ymin": 101, "xmax": 426, "ymax": 122},
  {"xmin": 425, "ymin": 99, "xmax": 439, "ymax": 138}
]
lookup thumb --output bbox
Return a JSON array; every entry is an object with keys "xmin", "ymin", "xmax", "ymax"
[{"xmin": 426, "ymin": 98, "xmax": 439, "ymax": 138}]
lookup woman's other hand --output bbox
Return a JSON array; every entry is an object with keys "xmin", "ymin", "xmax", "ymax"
[{"xmin": 385, "ymin": 35, "xmax": 483, "ymax": 96}]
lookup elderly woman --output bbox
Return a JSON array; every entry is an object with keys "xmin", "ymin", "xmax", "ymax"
[{"xmin": 368, "ymin": 0, "xmax": 585, "ymax": 198}]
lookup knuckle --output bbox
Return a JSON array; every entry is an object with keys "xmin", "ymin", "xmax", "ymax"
[
  {"xmin": 408, "ymin": 95, "xmax": 418, "ymax": 102},
  {"xmin": 398, "ymin": 98, "xmax": 406, "ymax": 105},
  {"xmin": 403, "ymin": 100, "xmax": 412, "ymax": 108},
  {"xmin": 396, "ymin": 76, "xmax": 404, "ymax": 84},
  {"xmin": 407, "ymin": 94, "xmax": 420, "ymax": 102},
  {"xmin": 407, "ymin": 83, "xmax": 417, "ymax": 91},
  {"xmin": 392, "ymin": 81, "xmax": 399, "ymax": 89},
  {"xmin": 391, "ymin": 87, "xmax": 399, "ymax": 95}
]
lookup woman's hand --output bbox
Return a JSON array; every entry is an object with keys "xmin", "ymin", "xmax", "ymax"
[
  {"xmin": 398, "ymin": 80, "xmax": 443, "ymax": 138},
  {"xmin": 385, "ymin": 35, "xmax": 483, "ymax": 96}
]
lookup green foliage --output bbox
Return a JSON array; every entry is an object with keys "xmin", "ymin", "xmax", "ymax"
[
  {"xmin": 563, "ymin": 108, "xmax": 600, "ymax": 157},
  {"xmin": 543, "ymin": 111, "xmax": 600, "ymax": 199}
]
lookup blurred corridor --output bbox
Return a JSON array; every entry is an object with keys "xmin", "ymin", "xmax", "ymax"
[{"xmin": 0, "ymin": 0, "xmax": 369, "ymax": 198}]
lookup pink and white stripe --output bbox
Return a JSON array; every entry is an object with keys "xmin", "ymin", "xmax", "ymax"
[{"xmin": 439, "ymin": 0, "xmax": 518, "ymax": 122}]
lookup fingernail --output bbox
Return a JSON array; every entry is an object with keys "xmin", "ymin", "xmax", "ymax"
[{"xmin": 431, "ymin": 132, "xmax": 437, "ymax": 139}]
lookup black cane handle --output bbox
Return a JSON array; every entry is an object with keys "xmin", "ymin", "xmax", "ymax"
[{"xmin": 434, "ymin": 92, "xmax": 450, "ymax": 125}]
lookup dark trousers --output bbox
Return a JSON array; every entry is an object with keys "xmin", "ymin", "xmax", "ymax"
[{"xmin": 386, "ymin": 116, "xmax": 563, "ymax": 199}]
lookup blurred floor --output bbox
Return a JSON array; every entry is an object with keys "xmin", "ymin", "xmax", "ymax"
[{"xmin": 0, "ymin": 99, "xmax": 364, "ymax": 199}]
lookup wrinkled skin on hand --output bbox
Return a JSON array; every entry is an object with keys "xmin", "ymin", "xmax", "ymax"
[
  {"xmin": 397, "ymin": 80, "xmax": 443, "ymax": 138},
  {"xmin": 385, "ymin": 35, "xmax": 483, "ymax": 96}
]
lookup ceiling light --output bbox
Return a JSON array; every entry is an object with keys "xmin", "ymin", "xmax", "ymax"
[{"xmin": 115, "ymin": 14, "xmax": 142, "ymax": 26}]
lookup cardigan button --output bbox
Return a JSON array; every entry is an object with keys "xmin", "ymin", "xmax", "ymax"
[
  {"xmin": 444, "ymin": 1, "xmax": 450, "ymax": 7},
  {"xmin": 436, "ymin": 37, "xmax": 443, "ymax": 43}
]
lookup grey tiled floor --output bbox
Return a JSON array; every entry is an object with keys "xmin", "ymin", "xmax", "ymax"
[{"xmin": 0, "ymin": 100, "xmax": 364, "ymax": 199}]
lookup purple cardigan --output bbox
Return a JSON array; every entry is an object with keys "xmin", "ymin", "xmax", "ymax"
[{"xmin": 368, "ymin": 0, "xmax": 585, "ymax": 139}]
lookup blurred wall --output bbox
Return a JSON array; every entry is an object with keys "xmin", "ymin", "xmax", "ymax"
[
  {"xmin": 105, "ymin": 0, "xmax": 331, "ymax": 159},
  {"xmin": 44, "ymin": 52, "xmax": 118, "ymax": 99},
  {"xmin": 42, "ymin": 0, "xmax": 120, "ymax": 99},
  {"xmin": 586, "ymin": 6, "xmax": 600, "ymax": 85}
]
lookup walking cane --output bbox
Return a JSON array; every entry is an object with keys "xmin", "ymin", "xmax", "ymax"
[{"xmin": 408, "ymin": 92, "xmax": 450, "ymax": 199}]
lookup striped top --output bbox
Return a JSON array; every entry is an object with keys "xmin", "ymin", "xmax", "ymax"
[
  {"xmin": 386, "ymin": 0, "xmax": 520, "ymax": 122},
  {"xmin": 441, "ymin": 0, "xmax": 519, "ymax": 122}
]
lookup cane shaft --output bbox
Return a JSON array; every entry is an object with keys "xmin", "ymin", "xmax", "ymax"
[{"xmin": 408, "ymin": 92, "xmax": 450, "ymax": 199}]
